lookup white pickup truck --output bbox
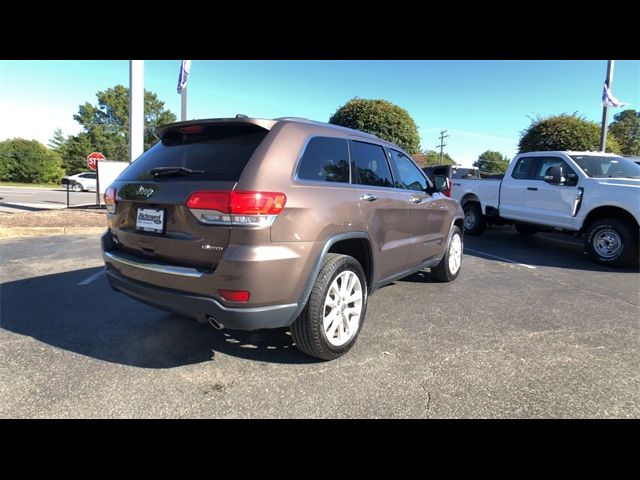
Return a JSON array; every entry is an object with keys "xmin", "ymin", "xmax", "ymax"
[{"xmin": 452, "ymin": 151, "xmax": 640, "ymax": 267}]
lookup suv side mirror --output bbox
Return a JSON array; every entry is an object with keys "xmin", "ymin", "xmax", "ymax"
[
  {"xmin": 544, "ymin": 166, "xmax": 563, "ymax": 184},
  {"xmin": 428, "ymin": 175, "xmax": 450, "ymax": 195}
]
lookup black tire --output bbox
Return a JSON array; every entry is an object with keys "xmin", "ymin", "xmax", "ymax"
[
  {"xmin": 515, "ymin": 224, "xmax": 539, "ymax": 236},
  {"xmin": 462, "ymin": 202, "xmax": 486, "ymax": 235},
  {"xmin": 431, "ymin": 226, "xmax": 463, "ymax": 282},
  {"xmin": 290, "ymin": 253, "xmax": 367, "ymax": 361},
  {"xmin": 585, "ymin": 218, "xmax": 639, "ymax": 268},
  {"xmin": 72, "ymin": 183, "xmax": 83, "ymax": 192}
]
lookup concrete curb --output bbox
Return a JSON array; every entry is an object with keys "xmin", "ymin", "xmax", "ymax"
[{"xmin": 0, "ymin": 227, "xmax": 106, "ymax": 238}]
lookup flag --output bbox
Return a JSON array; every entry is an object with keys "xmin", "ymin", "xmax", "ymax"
[
  {"xmin": 177, "ymin": 60, "xmax": 191, "ymax": 94},
  {"xmin": 602, "ymin": 82, "xmax": 628, "ymax": 108}
]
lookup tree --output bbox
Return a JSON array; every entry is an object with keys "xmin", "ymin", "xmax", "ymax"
[
  {"xmin": 66, "ymin": 84, "xmax": 176, "ymax": 164},
  {"xmin": 473, "ymin": 150, "xmax": 510, "ymax": 173},
  {"xmin": 609, "ymin": 109, "xmax": 640, "ymax": 156},
  {"xmin": 0, "ymin": 138, "xmax": 64, "ymax": 184},
  {"xmin": 519, "ymin": 113, "xmax": 621, "ymax": 154},
  {"xmin": 56, "ymin": 132, "xmax": 95, "ymax": 175},
  {"xmin": 329, "ymin": 98, "xmax": 421, "ymax": 154},
  {"xmin": 412, "ymin": 150, "xmax": 455, "ymax": 167},
  {"xmin": 48, "ymin": 128, "xmax": 67, "ymax": 150}
]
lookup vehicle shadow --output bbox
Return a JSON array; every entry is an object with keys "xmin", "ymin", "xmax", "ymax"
[
  {"xmin": 463, "ymin": 226, "xmax": 640, "ymax": 273},
  {"xmin": 0, "ymin": 267, "xmax": 320, "ymax": 368},
  {"xmin": 0, "ymin": 202, "xmax": 46, "ymax": 212},
  {"xmin": 397, "ymin": 270, "xmax": 439, "ymax": 284}
]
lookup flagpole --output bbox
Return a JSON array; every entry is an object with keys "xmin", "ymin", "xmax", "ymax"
[
  {"xmin": 599, "ymin": 60, "xmax": 615, "ymax": 152},
  {"xmin": 181, "ymin": 84, "xmax": 187, "ymax": 121},
  {"xmin": 129, "ymin": 60, "xmax": 144, "ymax": 162}
]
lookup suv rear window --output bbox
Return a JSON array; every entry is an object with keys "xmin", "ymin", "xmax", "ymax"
[
  {"xmin": 297, "ymin": 137, "xmax": 350, "ymax": 183},
  {"xmin": 117, "ymin": 124, "xmax": 269, "ymax": 182}
]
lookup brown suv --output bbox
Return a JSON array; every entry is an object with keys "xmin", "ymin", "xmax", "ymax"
[{"xmin": 101, "ymin": 117, "xmax": 464, "ymax": 360}]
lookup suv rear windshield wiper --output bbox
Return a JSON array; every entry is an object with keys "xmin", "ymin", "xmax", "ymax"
[{"xmin": 150, "ymin": 166, "xmax": 205, "ymax": 177}]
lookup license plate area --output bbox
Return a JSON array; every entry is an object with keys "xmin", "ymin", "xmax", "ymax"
[{"xmin": 136, "ymin": 207, "xmax": 165, "ymax": 234}]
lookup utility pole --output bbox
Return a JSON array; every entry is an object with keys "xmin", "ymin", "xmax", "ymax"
[
  {"xmin": 436, "ymin": 130, "xmax": 449, "ymax": 163},
  {"xmin": 599, "ymin": 60, "xmax": 615, "ymax": 152}
]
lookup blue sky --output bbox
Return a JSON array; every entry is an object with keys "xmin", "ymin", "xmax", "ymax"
[{"xmin": 1, "ymin": 60, "xmax": 638, "ymax": 167}]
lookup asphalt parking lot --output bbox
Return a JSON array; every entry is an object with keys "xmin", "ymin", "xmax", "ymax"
[
  {"xmin": 1, "ymin": 227, "xmax": 638, "ymax": 418},
  {"xmin": 0, "ymin": 186, "xmax": 96, "ymax": 213}
]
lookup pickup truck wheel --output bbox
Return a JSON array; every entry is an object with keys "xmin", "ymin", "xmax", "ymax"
[
  {"xmin": 72, "ymin": 183, "xmax": 83, "ymax": 192},
  {"xmin": 431, "ymin": 226, "xmax": 463, "ymax": 282},
  {"xmin": 290, "ymin": 253, "xmax": 367, "ymax": 361},
  {"xmin": 462, "ymin": 203, "xmax": 485, "ymax": 235},
  {"xmin": 585, "ymin": 218, "xmax": 639, "ymax": 268},
  {"xmin": 515, "ymin": 224, "xmax": 538, "ymax": 236}
]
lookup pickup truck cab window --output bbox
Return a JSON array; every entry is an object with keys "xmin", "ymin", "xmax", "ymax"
[
  {"xmin": 511, "ymin": 157, "xmax": 537, "ymax": 179},
  {"xmin": 534, "ymin": 157, "xmax": 578, "ymax": 186}
]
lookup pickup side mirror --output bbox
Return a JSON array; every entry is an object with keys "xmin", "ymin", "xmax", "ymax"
[{"xmin": 544, "ymin": 166, "xmax": 563, "ymax": 184}]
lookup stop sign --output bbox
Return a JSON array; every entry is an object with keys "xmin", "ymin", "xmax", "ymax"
[{"xmin": 87, "ymin": 152, "xmax": 106, "ymax": 171}]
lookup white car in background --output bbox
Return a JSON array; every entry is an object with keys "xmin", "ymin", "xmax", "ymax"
[{"xmin": 62, "ymin": 172, "xmax": 97, "ymax": 192}]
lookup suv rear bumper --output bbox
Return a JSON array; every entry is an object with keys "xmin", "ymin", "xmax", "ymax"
[{"xmin": 105, "ymin": 267, "xmax": 299, "ymax": 330}]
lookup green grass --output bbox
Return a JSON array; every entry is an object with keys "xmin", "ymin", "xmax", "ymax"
[{"xmin": 0, "ymin": 181, "xmax": 61, "ymax": 189}]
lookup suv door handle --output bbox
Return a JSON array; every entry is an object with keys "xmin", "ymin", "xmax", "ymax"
[
  {"xmin": 527, "ymin": 187, "xmax": 538, "ymax": 191},
  {"xmin": 409, "ymin": 196, "xmax": 423, "ymax": 203},
  {"xmin": 360, "ymin": 194, "xmax": 378, "ymax": 202}
]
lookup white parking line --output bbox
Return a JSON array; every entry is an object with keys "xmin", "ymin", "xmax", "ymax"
[
  {"xmin": 78, "ymin": 268, "xmax": 105, "ymax": 285},
  {"xmin": 464, "ymin": 248, "xmax": 536, "ymax": 269}
]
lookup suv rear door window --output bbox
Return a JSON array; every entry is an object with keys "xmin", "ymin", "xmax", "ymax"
[
  {"xmin": 350, "ymin": 140, "xmax": 394, "ymax": 188},
  {"xmin": 118, "ymin": 124, "xmax": 269, "ymax": 182},
  {"xmin": 297, "ymin": 137, "xmax": 350, "ymax": 183}
]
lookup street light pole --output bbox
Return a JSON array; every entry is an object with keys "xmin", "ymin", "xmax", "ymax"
[{"xmin": 599, "ymin": 60, "xmax": 615, "ymax": 152}]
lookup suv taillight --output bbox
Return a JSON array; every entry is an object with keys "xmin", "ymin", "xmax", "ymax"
[
  {"xmin": 230, "ymin": 191, "xmax": 287, "ymax": 215},
  {"xmin": 186, "ymin": 190, "xmax": 287, "ymax": 226},
  {"xmin": 104, "ymin": 186, "xmax": 117, "ymax": 213}
]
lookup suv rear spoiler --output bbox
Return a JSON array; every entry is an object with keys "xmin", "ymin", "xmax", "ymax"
[{"xmin": 154, "ymin": 117, "xmax": 279, "ymax": 139}]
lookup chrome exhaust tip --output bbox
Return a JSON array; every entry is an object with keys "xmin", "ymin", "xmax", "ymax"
[{"xmin": 207, "ymin": 316, "xmax": 224, "ymax": 330}]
